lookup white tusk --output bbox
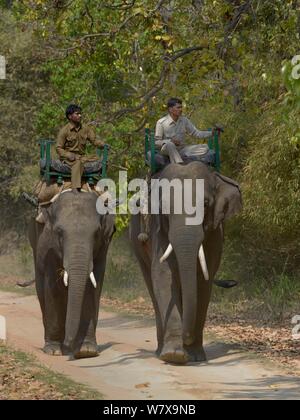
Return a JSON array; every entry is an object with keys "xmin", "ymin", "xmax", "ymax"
[
  {"xmin": 63, "ymin": 271, "xmax": 68, "ymax": 287},
  {"xmin": 90, "ymin": 272, "xmax": 97, "ymax": 289},
  {"xmin": 160, "ymin": 244, "xmax": 173, "ymax": 263},
  {"xmin": 199, "ymin": 245, "xmax": 209, "ymax": 281}
]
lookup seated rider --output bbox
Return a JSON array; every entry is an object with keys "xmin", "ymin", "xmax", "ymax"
[
  {"xmin": 155, "ymin": 97, "xmax": 215, "ymax": 164},
  {"xmin": 56, "ymin": 104, "xmax": 108, "ymax": 194}
]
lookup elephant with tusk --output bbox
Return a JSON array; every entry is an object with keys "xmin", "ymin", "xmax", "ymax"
[
  {"xmin": 130, "ymin": 161, "xmax": 242, "ymax": 364},
  {"xmin": 160, "ymin": 244, "xmax": 209, "ymax": 281},
  {"xmin": 28, "ymin": 191, "xmax": 115, "ymax": 359}
]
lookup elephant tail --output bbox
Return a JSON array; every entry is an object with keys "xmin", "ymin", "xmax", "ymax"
[
  {"xmin": 214, "ymin": 279, "xmax": 238, "ymax": 289},
  {"xmin": 17, "ymin": 279, "xmax": 35, "ymax": 288}
]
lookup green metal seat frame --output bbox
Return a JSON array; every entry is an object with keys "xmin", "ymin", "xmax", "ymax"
[
  {"xmin": 39, "ymin": 139, "xmax": 109, "ymax": 185},
  {"xmin": 145, "ymin": 128, "xmax": 221, "ymax": 173}
]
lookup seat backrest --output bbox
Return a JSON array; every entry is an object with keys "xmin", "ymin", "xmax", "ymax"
[
  {"xmin": 144, "ymin": 128, "xmax": 221, "ymax": 173},
  {"xmin": 145, "ymin": 128, "xmax": 156, "ymax": 173},
  {"xmin": 207, "ymin": 129, "xmax": 221, "ymax": 172},
  {"xmin": 38, "ymin": 138, "xmax": 109, "ymax": 184}
]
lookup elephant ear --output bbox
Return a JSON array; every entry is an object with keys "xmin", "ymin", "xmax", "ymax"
[
  {"xmin": 213, "ymin": 173, "xmax": 242, "ymax": 229},
  {"xmin": 38, "ymin": 204, "xmax": 55, "ymax": 227},
  {"xmin": 38, "ymin": 203, "xmax": 55, "ymax": 229},
  {"xmin": 101, "ymin": 214, "xmax": 116, "ymax": 244}
]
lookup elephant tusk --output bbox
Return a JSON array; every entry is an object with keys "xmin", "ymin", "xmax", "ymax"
[
  {"xmin": 160, "ymin": 244, "xmax": 173, "ymax": 263},
  {"xmin": 63, "ymin": 271, "xmax": 69, "ymax": 287},
  {"xmin": 90, "ymin": 272, "xmax": 97, "ymax": 289},
  {"xmin": 199, "ymin": 245, "xmax": 209, "ymax": 281}
]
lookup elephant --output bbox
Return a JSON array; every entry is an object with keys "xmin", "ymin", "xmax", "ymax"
[
  {"xmin": 28, "ymin": 191, "xmax": 115, "ymax": 359},
  {"xmin": 130, "ymin": 161, "xmax": 242, "ymax": 364}
]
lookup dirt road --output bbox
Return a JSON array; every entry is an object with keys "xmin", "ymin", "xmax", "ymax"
[{"xmin": 0, "ymin": 290, "xmax": 299, "ymax": 400}]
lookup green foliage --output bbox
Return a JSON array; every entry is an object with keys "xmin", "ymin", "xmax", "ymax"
[
  {"xmin": 2, "ymin": 1, "xmax": 300, "ymax": 281},
  {"xmin": 0, "ymin": 10, "xmax": 52, "ymax": 237},
  {"xmin": 103, "ymin": 233, "xmax": 147, "ymax": 302}
]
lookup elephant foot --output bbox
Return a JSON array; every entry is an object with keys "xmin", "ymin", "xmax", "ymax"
[
  {"xmin": 185, "ymin": 345, "xmax": 207, "ymax": 363},
  {"xmin": 159, "ymin": 342, "xmax": 189, "ymax": 365},
  {"xmin": 73, "ymin": 341, "xmax": 99, "ymax": 359},
  {"xmin": 62, "ymin": 344, "xmax": 72, "ymax": 356},
  {"xmin": 43, "ymin": 342, "xmax": 63, "ymax": 356},
  {"xmin": 155, "ymin": 345, "xmax": 163, "ymax": 357}
]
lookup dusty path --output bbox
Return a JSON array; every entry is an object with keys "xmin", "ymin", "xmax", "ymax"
[{"xmin": 1, "ymin": 290, "xmax": 300, "ymax": 400}]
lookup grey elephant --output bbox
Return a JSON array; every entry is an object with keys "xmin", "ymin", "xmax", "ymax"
[
  {"xmin": 28, "ymin": 191, "xmax": 115, "ymax": 359},
  {"xmin": 130, "ymin": 161, "xmax": 242, "ymax": 364}
]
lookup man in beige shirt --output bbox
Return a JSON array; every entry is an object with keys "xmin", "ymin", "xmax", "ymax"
[
  {"xmin": 155, "ymin": 98, "xmax": 214, "ymax": 164},
  {"xmin": 56, "ymin": 104, "xmax": 106, "ymax": 193}
]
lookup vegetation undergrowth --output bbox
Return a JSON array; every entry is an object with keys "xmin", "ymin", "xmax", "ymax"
[{"xmin": 0, "ymin": 343, "xmax": 102, "ymax": 400}]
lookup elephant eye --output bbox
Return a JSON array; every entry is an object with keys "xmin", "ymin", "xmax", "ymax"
[{"xmin": 54, "ymin": 225, "xmax": 63, "ymax": 235}]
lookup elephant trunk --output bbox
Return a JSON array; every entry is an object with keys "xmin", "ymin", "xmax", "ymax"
[
  {"xmin": 64, "ymin": 248, "xmax": 92, "ymax": 353},
  {"xmin": 170, "ymin": 226, "xmax": 204, "ymax": 346}
]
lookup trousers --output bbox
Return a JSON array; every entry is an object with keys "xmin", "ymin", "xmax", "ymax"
[
  {"xmin": 160, "ymin": 142, "xmax": 209, "ymax": 164},
  {"xmin": 63, "ymin": 155, "xmax": 99, "ymax": 189}
]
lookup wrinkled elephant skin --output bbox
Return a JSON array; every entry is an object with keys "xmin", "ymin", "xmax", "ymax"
[
  {"xmin": 130, "ymin": 162, "xmax": 242, "ymax": 365},
  {"xmin": 29, "ymin": 192, "xmax": 115, "ymax": 359}
]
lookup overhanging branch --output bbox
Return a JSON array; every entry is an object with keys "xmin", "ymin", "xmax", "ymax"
[
  {"xmin": 55, "ymin": 0, "xmax": 168, "ymax": 47},
  {"xmin": 164, "ymin": 45, "xmax": 206, "ymax": 62},
  {"xmin": 102, "ymin": 1, "xmax": 136, "ymax": 10},
  {"xmin": 108, "ymin": 45, "xmax": 207, "ymax": 122},
  {"xmin": 111, "ymin": 63, "xmax": 170, "ymax": 120}
]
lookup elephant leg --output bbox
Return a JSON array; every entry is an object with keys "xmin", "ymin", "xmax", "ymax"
[
  {"xmin": 130, "ymin": 216, "xmax": 164, "ymax": 354},
  {"xmin": 72, "ymin": 286, "xmax": 100, "ymax": 359},
  {"xmin": 72, "ymin": 256, "xmax": 108, "ymax": 359},
  {"xmin": 138, "ymin": 251, "xmax": 164, "ymax": 355},
  {"xmin": 35, "ymin": 271, "xmax": 46, "ymax": 333},
  {"xmin": 186, "ymin": 227, "xmax": 223, "ymax": 362},
  {"xmin": 185, "ymin": 273, "xmax": 212, "ymax": 362},
  {"xmin": 39, "ymin": 266, "xmax": 67, "ymax": 356},
  {"xmin": 151, "ymin": 253, "xmax": 188, "ymax": 364}
]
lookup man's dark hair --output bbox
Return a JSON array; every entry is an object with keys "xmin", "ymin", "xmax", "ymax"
[
  {"xmin": 66, "ymin": 104, "xmax": 82, "ymax": 120},
  {"xmin": 167, "ymin": 98, "xmax": 182, "ymax": 109}
]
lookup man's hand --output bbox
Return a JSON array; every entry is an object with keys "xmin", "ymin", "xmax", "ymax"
[
  {"xmin": 211, "ymin": 126, "xmax": 224, "ymax": 137},
  {"xmin": 171, "ymin": 137, "xmax": 181, "ymax": 146},
  {"xmin": 67, "ymin": 152, "xmax": 76, "ymax": 162},
  {"xmin": 96, "ymin": 140, "xmax": 110, "ymax": 149},
  {"xmin": 213, "ymin": 124, "xmax": 224, "ymax": 134}
]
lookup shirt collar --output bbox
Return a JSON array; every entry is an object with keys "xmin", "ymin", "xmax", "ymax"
[
  {"xmin": 167, "ymin": 114, "xmax": 181, "ymax": 126},
  {"xmin": 68, "ymin": 122, "xmax": 82, "ymax": 132}
]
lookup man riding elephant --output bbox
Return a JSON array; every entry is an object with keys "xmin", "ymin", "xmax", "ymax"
[
  {"xmin": 56, "ymin": 104, "xmax": 108, "ymax": 194},
  {"xmin": 155, "ymin": 98, "xmax": 216, "ymax": 164}
]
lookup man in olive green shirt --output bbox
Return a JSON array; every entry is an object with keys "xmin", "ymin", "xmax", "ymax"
[{"xmin": 56, "ymin": 104, "xmax": 106, "ymax": 193}]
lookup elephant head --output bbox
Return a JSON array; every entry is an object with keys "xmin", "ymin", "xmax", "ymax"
[
  {"xmin": 155, "ymin": 162, "xmax": 242, "ymax": 348},
  {"xmin": 40, "ymin": 191, "xmax": 115, "ymax": 356}
]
